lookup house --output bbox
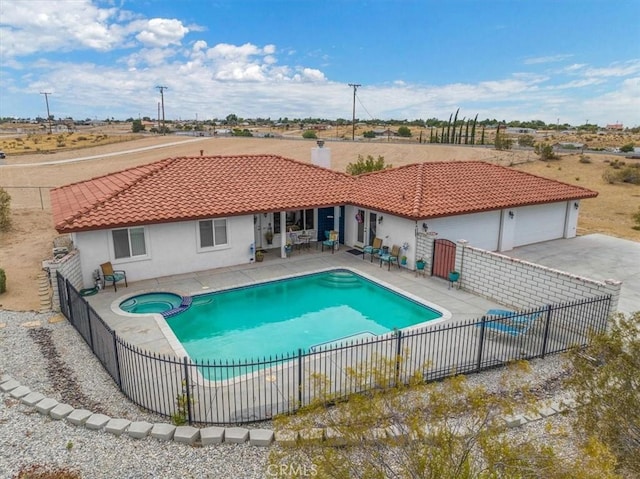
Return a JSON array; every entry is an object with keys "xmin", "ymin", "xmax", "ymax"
[{"xmin": 50, "ymin": 150, "xmax": 597, "ymax": 288}]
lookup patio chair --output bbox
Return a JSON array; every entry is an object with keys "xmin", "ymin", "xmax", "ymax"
[
  {"xmin": 477, "ymin": 309, "xmax": 542, "ymax": 337},
  {"xmin": 363, "ymin": 237, "xmax": 383, "ymax": 262},
  {"xmin": 379, "ymin": 244, "xmax": 401, "ymax": 270},
  {"xmin": 322, "ymin": 230, "xmax": 338, "ymax": 253},
  {"xmin": 100, "ymin": 262, "xmax": 128, "ymax": 292}
]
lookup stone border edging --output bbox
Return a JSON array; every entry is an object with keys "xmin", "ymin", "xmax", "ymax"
[{"xmin": 1, "ymin": 374, "xmax": 577, "ymax": 449}]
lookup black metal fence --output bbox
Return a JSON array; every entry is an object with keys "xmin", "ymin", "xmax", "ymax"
[{"xmin": 56, "ymin": 271, "xmax": 611, "ymax": 425}]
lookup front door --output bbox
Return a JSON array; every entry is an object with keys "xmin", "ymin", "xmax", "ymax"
[{"xmin": 355, "ymin": 209, "xmax": 377, "ymax": 248}]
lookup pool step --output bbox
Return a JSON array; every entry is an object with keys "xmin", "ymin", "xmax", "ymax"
[{"xmin": 319, "ymin": 272, "xmax": 360, "ymax": 288}]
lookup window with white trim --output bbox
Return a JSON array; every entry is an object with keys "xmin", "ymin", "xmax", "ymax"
[
  {"xmin": 112, "ymin": 227, "xmax": 147, "ymax": 259},
  {"xmin": 198, "ymin": 218, "xmax": 228, "ymax": 249}
]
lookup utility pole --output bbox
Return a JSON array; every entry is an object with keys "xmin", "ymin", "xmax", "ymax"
[
  {"xmin": 348, "ymin": 83, "xmax": 360, "ymax": 141},
  {"xmin": 40, "ymin": 92, "xmax": 52, "ymax": 134},
  {"xmin": 156, "ymin": 86, "xmax": 167, "ymax": 135}
]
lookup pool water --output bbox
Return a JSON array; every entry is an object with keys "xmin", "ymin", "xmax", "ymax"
[
  {"xmin": 165, "ymin": 270, "xmax": 442, "ymax": 362},
  {"xmin": 120, "ymin": 292, "xmax": 182, "ymax": 314}
]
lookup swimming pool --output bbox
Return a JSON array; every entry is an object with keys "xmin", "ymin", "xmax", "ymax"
[{"xmin": 161, "ymin": 270, "xmax": 445, "ymax": 362}]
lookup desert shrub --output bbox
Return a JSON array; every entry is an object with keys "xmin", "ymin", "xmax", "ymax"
[
  {"xmin": 76, "ymin": 136, "xmax": 87, "ymax": 141},
  {"xmin": 362, "ymin": 130, "xmax": 376, "ymax": 138},
  {"xmin": 535, "ymin": 142, "xmax": 559, "ymax": 160},
  {"xmin": 603, "ymin": 164, "xmax": 640, "ymax": 184},
  {"xmin": 0, "ymin": 268, "xmax": 6, "ymax": 293},
  {"xmin": 579, "ymin": 155, "xmax": 592, "ymax": 164},
  {"xmin": 518, "ymin": 134, "xmax": 535, "ymax": 147},
  {"xmin": 397, "ymin": 125, "xmax": 412, "ymax": 137},
  {"xmin": 302, "ymin": 130, "xmax": 317, "ymax": 139},
  {"xmin": 619, "ymin": 143, "xmax": 635, "ymax": 153},
  {"xmin": 566, "ymin": 311, "xmax": 640, "ymax": 476},
  {"xmin": 0, "ymin": 187, "xmax": 11, "ymax": 231}
]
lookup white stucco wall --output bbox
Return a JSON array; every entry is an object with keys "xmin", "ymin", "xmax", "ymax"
[
  {"xmin": 74, "ymin": 215, "xmax": 255, "ymax": 287},
  {"xmin": 425, "ymin": 211, "xmax": 501, "ymax": 251}
]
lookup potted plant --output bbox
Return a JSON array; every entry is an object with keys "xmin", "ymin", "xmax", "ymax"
[
  {"xmin": 448, "ymin": 270, "xmax": 460, "ymax": 282},
  {"xmin": 416, "ymin": 257, "xmax": 426, "ymax": 270},
  {"xmin": 284, "ymin": 242, "xmax": 292, "ymax": 257},
  {"xmin": 401, "ymin": 255, "xmax": 407, "ymax": 265},
  {"xmin": 255, "ymin": 250, "xmax": 264, "ymax": 262}
]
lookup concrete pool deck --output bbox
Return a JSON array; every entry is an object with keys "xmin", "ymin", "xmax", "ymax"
[{"xmin": 84, "ymin": 247, "xmax": 505, "ymax": 357}]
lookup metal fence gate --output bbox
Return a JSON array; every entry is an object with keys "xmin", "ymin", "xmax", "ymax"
[{"xmin": 432, "ymin": 239, "xmax": 456, "ymax": 279}]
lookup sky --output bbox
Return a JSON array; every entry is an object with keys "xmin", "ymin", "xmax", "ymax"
[{"xmin": 1, "ymin": 0, "xmax": 639, "ymax": 127}]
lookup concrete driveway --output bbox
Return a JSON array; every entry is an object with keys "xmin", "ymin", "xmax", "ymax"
[{"xmin": 505, "ymin": 233, "xmax": 640, "ymax": 315}]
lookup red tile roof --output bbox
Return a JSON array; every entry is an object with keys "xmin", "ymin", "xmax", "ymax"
[
  {"xmin": 51, "ymin": 156, "xmax": 597, "ymax": 233},
  {"xmin": 350, "ymin": 161, "xmax": 598, "ymax": 219}
]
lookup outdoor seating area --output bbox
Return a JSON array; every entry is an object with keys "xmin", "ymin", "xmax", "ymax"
[{"xmin": 321, "ymin": 230, "xmax": 339, "ymax": 253}]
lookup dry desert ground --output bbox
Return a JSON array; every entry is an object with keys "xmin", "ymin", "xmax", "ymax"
[{"xmin": 1, "ymin": 134, "xmax": 639, "ymax": 311}]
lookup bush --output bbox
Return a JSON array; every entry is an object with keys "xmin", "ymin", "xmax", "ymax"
[
  {"xmin": 397, "ymin": 125, "xmax": 412, "ymax": 137},
  {"xmin": 0, "ymin": 187, "xmax": 11, "ymax": 232},
  {"xmin": 362, "ymin": 130, "xmax": 376, "ymax": 138},
  {"xmin": 535, "ymin": 142, "xmax": 558, "ymax": 160},
  {"xmin": 633, "ymin": 208, "xmax": 640, "ymax": 231},
  {"xmin": 619, "ymin": 143, "xmax": 635, "ymax": 153},
  {"xmin": 579, "ymin": 155, "xmax": 592, "ymax": 164},
  {"xmin": 302, "ymin": 130, "xmax": 317, "ymax": 139},
  {"xmin": 518, "ymin": 134, "xmax": 536, "ymax": 147},
  {"xmin": 603, "ymin": 164, "xmax": 640, "ymax": 185},
  {"xmin": 0, "ymin": 269, "xmax": 5, "ymax": 293}
]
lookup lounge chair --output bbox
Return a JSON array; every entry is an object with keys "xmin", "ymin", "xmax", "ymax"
[
  {"xmin": 362, "ymin": 237, "xmax": 383, "ymax": 262},
  {"xmin": 100, "ymin": 262, "xmax": 128, "ymax": 292},
  {"xmin": 478, "ymin": 309, "xmax": 541, "ymax": 337},
  {"xmin": 379, "ymin": 244, "xmax": 401, "ymax": 270}
]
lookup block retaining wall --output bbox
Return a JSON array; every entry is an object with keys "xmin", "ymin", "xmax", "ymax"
[
  {"xmin": 455, "ymin": 240, "xmax": 621, "ymax": 317},
  {"xmin": 43, "ymin": 250, "xmax": 82, "ymax": 312}
]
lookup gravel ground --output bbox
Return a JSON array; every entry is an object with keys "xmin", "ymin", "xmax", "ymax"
[{"xmin": 0, "ymin": 310, "xmax": 579, "ymax": 478}]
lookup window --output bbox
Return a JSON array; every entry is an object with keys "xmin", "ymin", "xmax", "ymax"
[
  {"xmin": 112, "ymin": 227, "xmax": 147, "ymax": 260},
  {"xmin": 198, "ymin": 218, "xmax": 228, "ymax": 249},
  {"xmin": 285, "ymin": 209, "xmax": 314, "ymax": 231},
  {"xmin": 273, "ymin": 213, "xmax": 281, "ymax": 234}
]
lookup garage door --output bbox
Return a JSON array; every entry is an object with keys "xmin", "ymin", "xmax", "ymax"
[{"xmin": 514, "ymin": 203, "xmax": 566, "ymax": 247}]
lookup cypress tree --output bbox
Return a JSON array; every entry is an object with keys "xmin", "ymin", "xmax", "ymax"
[
  {"xmin": 464, "ymin": 118, "xmax": 470, "ymax": 144},
  {"xmin": 451, "ymin": 109, "xmax": 459, "ymax": 145},
  {"xmin": 480, "ymin": 126, "xmax": 485, "ymax": 145},
  {"xmin": 446, "ymin": 113, "xmax": 452, "ymax": 143},
  {"xmin": 471, "ymin": 114, "xmax": 478, "ymax": 145}
]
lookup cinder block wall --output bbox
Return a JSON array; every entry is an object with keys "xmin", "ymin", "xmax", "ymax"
[
  {"xmin": 43, "ymin": 250, "xmax": 82, "ymax": 311},
  {"xmin": 455, "ymin": 240, "xmax": 621, "ymax": 317}
]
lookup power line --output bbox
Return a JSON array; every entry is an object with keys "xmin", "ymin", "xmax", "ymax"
[
  {"xmin": 156, "ymin": 86, "xmax": 168, "ymax": 135},
  {"xmin": 348, "ymin": 83, "xmax": 361, "ymax": 140},
  {"xmin": 40, "ymin": 92, "xmax": 52, "ymax": 134}
]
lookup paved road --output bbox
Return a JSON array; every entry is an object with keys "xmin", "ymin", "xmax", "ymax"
[
  {"xmin": 0, "ymin": 137, "xmax": 208, "ymax": 167},
  {"xmin": 506, "ymin": 233, "xmax": 640, "ymax": 315}
]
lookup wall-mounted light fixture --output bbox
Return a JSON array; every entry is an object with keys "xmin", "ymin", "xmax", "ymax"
[
  {"xmin": 378, "ymin": 216, "xmax": 384, "ymax": 224},
  {"xmin": 422, "ymin": 222, "xmax": 428, "ymax": 232},
  {"xmin": 574, "ymin": 202, "xmax": 579, "ymax": 210},
  {"xmin": 508, "ymin": 211, "xmax": 514, "ymax": 219},
  {"xmin": 263, "ymin": 213, "xmax": 268, "ymax": 218}
]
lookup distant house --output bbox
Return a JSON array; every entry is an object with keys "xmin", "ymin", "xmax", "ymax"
[
  {"xmin": 606, "ymin": 123, "xmax": 624, "ymax": 131},
  {"xmin": 50, "ymin": 151, "xmax": 598, "ymax": 288},
  {"xmin": 505, "ymin": 127, "xmax": 537, "ymax": 135}
]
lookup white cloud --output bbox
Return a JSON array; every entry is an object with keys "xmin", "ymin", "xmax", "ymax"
[
  {"xmin": 134, "ymin": 18, "xmax": 189, "ymax": 47},
  {"xmin": 523, "ymin": 54, "xmax": 573, "ymax": 65},
  {"xmin": 584, "ymin": 60, "xmax": 640, "ymax": 78}
]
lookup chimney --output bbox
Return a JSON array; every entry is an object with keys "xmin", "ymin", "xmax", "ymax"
[{"xmin": 311, "ymin": 140, "xmax": 331, "ymax": 169}]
